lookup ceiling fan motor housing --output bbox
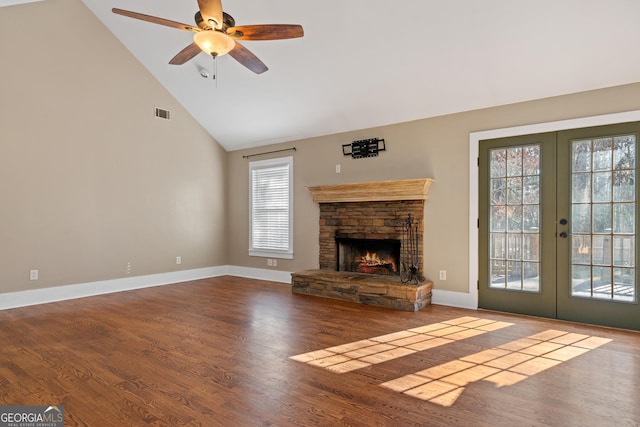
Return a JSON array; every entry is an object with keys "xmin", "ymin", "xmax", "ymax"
[{"xmin": 194, "ymin": 11, "xmax": 235, "ymax": 31}]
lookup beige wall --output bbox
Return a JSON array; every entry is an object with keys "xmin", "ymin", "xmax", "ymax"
[
  {"xmin": 227, "ymin": 83, "xmax": 640, "ymax": 293},
  {"xmin": 4, "ymin": 0, "xmax": 640, "ymax": 299},
  {"xmin": 0, "ymin": 0, "xmax": 227, "ymax": 294}
]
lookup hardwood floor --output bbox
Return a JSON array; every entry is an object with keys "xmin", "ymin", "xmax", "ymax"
[{"xmin": 0, "ymin": 276, "xmax": 639, "ymax": 426}]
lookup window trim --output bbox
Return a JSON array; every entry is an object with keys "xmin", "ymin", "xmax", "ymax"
[{"xmin": 249, "ymin": 156, "xmax": 294, "ymax": 259}]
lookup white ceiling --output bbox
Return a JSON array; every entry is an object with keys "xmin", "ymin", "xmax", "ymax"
[
  {"xmin": 0, "ymin": 0, "xmax": 42, "ymax": 6},
  {"xmin": 82, "ymin": 0, "xmax": 640, "ymax": 151}
]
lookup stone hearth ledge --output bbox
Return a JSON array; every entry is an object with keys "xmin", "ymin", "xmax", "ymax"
[{"xmin": 291, "ymin": 270, "xmax": 433, "ymax": 311}]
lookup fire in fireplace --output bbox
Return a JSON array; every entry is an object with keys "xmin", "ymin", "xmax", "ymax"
[{"xmin": 336, "ymin": 238, "xmax": 401, "ymax": 276}]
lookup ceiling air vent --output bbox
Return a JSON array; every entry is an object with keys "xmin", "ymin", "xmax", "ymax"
[{"xmin": 154, "ymin": 107, "xmax": 171, "ymax": 120}]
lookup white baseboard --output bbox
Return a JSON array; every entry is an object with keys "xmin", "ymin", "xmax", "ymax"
[
  {"xmin": 0, "ymin": 266, "xmax": 229, "ymax": 310},
  {"xmin": 431, "ymin": 288, "xmax": 477, "ymax": 310},
  {"xmin": 226, "ymin": 266, "xmax": 292, "ymax": 284},
  {"xmin": 0, "ymin": 266, "xmax": 474, "ymax": 311}
]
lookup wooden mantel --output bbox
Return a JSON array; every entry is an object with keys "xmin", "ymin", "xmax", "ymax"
[{"xmin": 307, "ymin": 178, "xmax": 434, "ymax": 203}]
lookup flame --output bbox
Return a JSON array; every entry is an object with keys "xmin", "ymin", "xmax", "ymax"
[
  {"xmin": 359, "ymin": 252, "xmax": 396, "ymax": 271},
  {"xmin": 361, "ymin": 251, "xmax": 381, "ymax": 265}
]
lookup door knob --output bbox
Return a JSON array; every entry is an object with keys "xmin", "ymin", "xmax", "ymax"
[
  {"xmin": 559, "ymin": 218, "xmax": 568, "ymax": 225},
  {"xmin": 559, "ymin": 232, "xmax": 568, "ymax": 238}
]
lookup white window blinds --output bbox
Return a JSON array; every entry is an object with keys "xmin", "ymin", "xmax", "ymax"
[{"xmin": 249, "ymin": 156, "xmax": 293, "ymax": 258}]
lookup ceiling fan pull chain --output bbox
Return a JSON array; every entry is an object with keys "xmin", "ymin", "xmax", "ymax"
[{"xmin": 212, "ymin": 55, "xmax": 218, "ymax": 87}]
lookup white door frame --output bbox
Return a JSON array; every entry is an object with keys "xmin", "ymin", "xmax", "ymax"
[{"xmin": 467, "ymin": 110, "xmax": 640, "ymax": 310}]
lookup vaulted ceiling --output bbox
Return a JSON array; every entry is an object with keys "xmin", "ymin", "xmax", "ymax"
[{"xmin": 82, "ymin": 0, "xmax": 640, "ymax": 151}]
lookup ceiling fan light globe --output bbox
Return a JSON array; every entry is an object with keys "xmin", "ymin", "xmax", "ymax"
[{"xmin": 193, "ymin": 30, "xmax": 235, "ymax": 57}]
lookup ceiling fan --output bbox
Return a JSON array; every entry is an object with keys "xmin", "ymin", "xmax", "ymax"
[{"xmin": 112, "ymin": 0, "xmax": 304, "ymax": 74}]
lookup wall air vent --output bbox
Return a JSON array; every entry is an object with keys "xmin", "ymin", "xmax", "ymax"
[{"xmin": 154, "ymin": 107, "xmax": 171, "ymax": 120}]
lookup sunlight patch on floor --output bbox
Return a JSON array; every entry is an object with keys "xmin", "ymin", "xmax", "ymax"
[
  {"xmin": 289, "ymin": 316, "xmax": 513, "ymax": 373},
  {"xmin": 290, "ymin": 315, "xmax": 613, "ymax": 408},
  {"xmin": 380, "ymin": 329, "xmax": 612, "ymax": 406}
]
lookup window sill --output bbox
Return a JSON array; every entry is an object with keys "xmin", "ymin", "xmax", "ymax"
[{"xmin": 249, "ymin": 250, "xmax": 294, "ymax": 260}]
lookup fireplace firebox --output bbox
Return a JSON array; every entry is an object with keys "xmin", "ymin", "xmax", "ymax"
[{"xmin": 337, "ymin": 238, "xmax": 401, "ymax": 276}]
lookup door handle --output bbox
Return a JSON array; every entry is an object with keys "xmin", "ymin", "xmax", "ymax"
[
  {"xmin": 559, "ymin": 218, "xmax": 568, "ymax": 225},
  {"xmin": 559, "ymin": 232, "xmax": 568, "ymax": 238}
]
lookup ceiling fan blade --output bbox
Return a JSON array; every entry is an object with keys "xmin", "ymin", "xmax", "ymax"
[
  {"xmin": 112, "ymin": 8, "xmax": 199, "ymax": 32},
  {"xmin": 228, "ymin": 42, "xmax": 268, "ymax": 74},
  {"xmin": 169, "ymin": 43, "xmax": 202, "ymax": 65},
  {"xmin": 228, "ymin": 25, "xmax": 304, "ymax": 40},
  {"xmin": 198, "ymin": 0, "xmax": 224, "ymax": 30}
]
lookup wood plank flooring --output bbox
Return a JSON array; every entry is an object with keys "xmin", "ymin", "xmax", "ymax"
[{"xmin": 0, "ymin": 276, "xmax": 639, "ymax": 426}]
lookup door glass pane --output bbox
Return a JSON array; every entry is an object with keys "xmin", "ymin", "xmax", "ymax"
[
  {"xmin": 592, "ymin": 172, "xmax": 612, "ymax": 202},
  {"xmin": 507, "ymin": 234, "xmax": 522, "ymax": 260},
  {"xmin": 614, "ymin": 136, "xmax": 636, "ymax": 168},
  {"xmin": 592, "ymin": 235, "xmax": 611, "ymax": 266},
  {"xmin": 613, "ymin": 236, "xmax": 634, "ymax": 266},
  {"xmin": 491, "ymin": 178, "xmax": 506, "ymax": 204},
  {"xmin": 570, "ymin": 135, "xmax": 637, "ymax": 302},
  {"xmin": 613, "ymin": 203, "xmax": 634, "ymax": 234},
  {"xmin": 523, "ymin": 205, "xmax": 539, "ymax": 232},
  {"xmin": 489, "ymin": 144, "xmax": 541, "ymax": 292},
  {"xmin": 573, "ymin": 140, "xmax": 592, "ymax": 172},
  {"xmin": 593, "ymin": 138, "xmax": 613, "ymax": 170},
  {"xmin": 614, "ymin": 171, "xmax": 635, "ymax": 202},
  {"xmin": 490, "ymin": 149, "xmax": 507, "ymax": 177},
  {"xmin": 491, "ymin": 234, "xmax": 506, "ymax": 259},
  {"xmin": 523, "ymin": 262, "xmax": 539, "ymax": 291},
  {"xmin": 572, "ymin": 204, "xmax": 591, "ymax": 233},
  {"xmin": 571, "ymin": 265, "xmax": 591, "ymax": 296},
  {"xmin": 522, "ymin": 234, "xmax": 539, "ymax": 261},
  {"xmin": 572, "ymin": 173, "xmax": 591, "ymax": 203},
  {"xmin": 614, "ymin": 267, "xmax": 635, "ymax": 301},
  {"xmin": 592, "ymin": 204, "xmax": 611, "ymax": 233},
  {"xmin": 507, "ymin": 261, "xmax": 522, "ymax": 289},
  {"xmin": 507, "ymin": 206, "xmax": 522, "ymax": 232},
  {"xmin": 523, "ymin": 145, "xmax": 541, "ymax": 175},
  {"xmin": 490, "ymin": 260, "xmax": 506, "ymax": 287},
  {"xmin": 572, "ymin": 235, "xmax": 591, "ymax": 264},
  {"xmin": 507, "ymin": 177, "xmax": 522, "ymax": 204},
  {"xmin": 491, "ymin": 206, "xmax": 505, "ymax": 231},
  {"xmin": 523, "ymin": 176, "xmax": 539, "ymax": 204},
  {"xmin": 593, "ymin": 266, "xmax": 612, "ymax": 299},
  {"xmin": 507, "ymin": 147, "xmax": 522, "ymax": 176}
]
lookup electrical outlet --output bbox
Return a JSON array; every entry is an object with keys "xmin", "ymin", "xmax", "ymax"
[
  {"xmin": 336, "ymin": 164, "xmax": 341, "ymax": 173},
  {"xmin": 272, "ymin": 258, "xmax": 277, "ymax": 267},
  {"xmin": 176, "ymin": 256, "xmax": 182, "ymax": 265},
  {"xmin": 439, "ymin": 270, "xmax": 447, "ymax": 280},
  {"xmin": 127, "ymin": 262, "xmax": 132, "ymax": 275},
  {"xmin": 267, "ymin": 259, "xmax": 273, "ymax": 266},
  {"xmin": 29, "ymin": 269, "xmax": 38, "ymax": 281}
]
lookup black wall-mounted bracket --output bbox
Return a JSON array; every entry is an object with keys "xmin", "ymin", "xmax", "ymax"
[{"xmin": 342, "ymin": 138, "xmax": 385, "ymax": 159}]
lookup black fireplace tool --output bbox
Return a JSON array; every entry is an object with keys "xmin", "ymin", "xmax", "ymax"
[{"xmin": 401, "ymin": 214, "xmax": 425, "ymax": 284}]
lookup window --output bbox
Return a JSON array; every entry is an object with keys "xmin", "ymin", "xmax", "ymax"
[{"xmin": 249, "ymin": 156, "xmax": 293, "ymax": 259}]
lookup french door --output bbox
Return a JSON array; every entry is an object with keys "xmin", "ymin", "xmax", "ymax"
[{"xmin": 479, "ymin": 122, "xmax": 640, "ymax": 330}]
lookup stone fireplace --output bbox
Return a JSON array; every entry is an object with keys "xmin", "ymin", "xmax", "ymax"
[{"xmin": 291, "ymin": 179, "xmax": 434, "ymax": 311}]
